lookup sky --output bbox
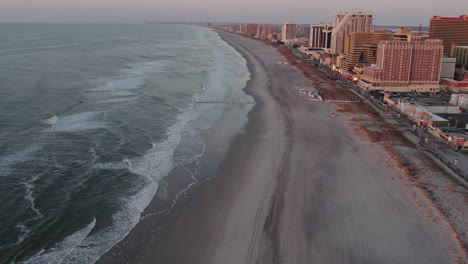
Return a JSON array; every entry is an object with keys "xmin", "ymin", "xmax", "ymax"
[{"xmin": 0, "ymin": 0, "xmax": 467, "ymax": 26}]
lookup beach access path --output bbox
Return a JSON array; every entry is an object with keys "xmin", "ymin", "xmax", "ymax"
[{"xmin": 141, "ymin": 31, "xmax": 458, "ymax": 263}]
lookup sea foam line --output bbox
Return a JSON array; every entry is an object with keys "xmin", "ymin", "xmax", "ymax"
[
  {"xmin": 17, "ymin": 219, "xmax": 97, "ymax": 264},
  {"xmin": 10, "ymin": 105, "xmax": 185, "ymax": 263},
  {"xmin": 16, "ymin": 26, "xmax": 251, "ymax": 264}
]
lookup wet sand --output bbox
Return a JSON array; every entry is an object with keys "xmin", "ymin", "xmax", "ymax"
[{"xmin": 99, "ymin": 30, "xmax": 459, "ymax": 263}]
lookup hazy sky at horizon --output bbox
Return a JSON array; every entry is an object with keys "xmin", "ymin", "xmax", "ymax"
[{"xmin": 0, "ymin": 0, "xmax": 466, "ymax": 26}]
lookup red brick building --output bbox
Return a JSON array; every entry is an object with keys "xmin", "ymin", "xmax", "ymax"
[
  {"xmin": 359, "ymin": 39, "xmax": 443, "ymax": 92},
  {"xmin": 256, "ymin": 25, "xmax": 276, "ymax": 39},
  {"xmin": 239, "ymin": 24, "xmax": 259, "ymax": 36}
]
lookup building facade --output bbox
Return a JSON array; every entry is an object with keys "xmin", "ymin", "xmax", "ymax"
[
  {"xmin": 453, "ymin": 46, "xmax": 468, "ymax": 66},
  {"xmin": 359, "ymin": 39, "xmax": 443, "ymax": 92},
  {"xmin": 309, "ymin": 23, "xmax": 333, "ymax": 50},
  {"xmin": 393, "ymin": 27, "xmax": 412, "ymax": 41},
  {"xmin": 281, "ymin": 22, "xmax": 297, "ymax": 42},
  {"xmin": 239, "ymin": 24, "xmax": 259, "ymax": 36},
  {"xmin": 342, "ymin": 30, "xmax": 393, "ymax": 71},
  {"xmin": 441, "ymin": 57, "xmax": 457, "ymax": 78},
  {"xmin": 331, "ymin": 12, "xmax": 373, "ymax": 54},
  {"xmin": 257, "ymin": 25, "xmax": 276, "ymax": 39},
  {"xmin": 429, "ymin": 15, "xmax": 468, "ymax": 55}
]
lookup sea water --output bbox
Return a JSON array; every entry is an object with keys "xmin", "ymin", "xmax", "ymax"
[{"xmin": 0, "ymin": 23, "xmax": 251, "ymax": 264}]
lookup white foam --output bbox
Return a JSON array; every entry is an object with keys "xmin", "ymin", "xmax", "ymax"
[
  {"xmin": 0, "ymin": 43, "xmax": 79, "ymax": 53},
  {"xmin": 90, "ymin": 82, "xmax": 115, "ymax": 92},
  {"xmin": 63, "ymin": 110, "xmax": 192, "ymax": 263},
  {"xmin": 0, "ymin": 145, "xmax": 42, "ymax": 177},
  {"xmin": 18, "ymin": 219, "xmax": 96, "ymax": 264},
  {"xmin": 22, "ymin": 176, "xmax": 44, "ymax": 220},
  {"xmin": 60, "ymin": 183, "xmax": 157, "ymax": 264},
  {"xmin": 44, "ymin": 112, "xmax": 108, "ymax": 133},
  {"xmin": 95, "ymin": 109, "xmax": 190, "ymax": 181},
  {"xmin": 1, "ymin": 174, "xmax": 44, "ymax": 251},
  {"xmin": 96, "ymin": 97, "xmax": 136, "ymax": 104},
  {"xmin": 112, "ymin": 91, "xmax": 134, "ymax": 97},
  {"xmin": 44, "ymin": 115, "xmax": 58, "ymax": 125},
  {"xmin": 126, "ymin": 60, "xmax": 168, "ymax": 76},
  {"xmin": 16, "ymin": 27, "xmax": 252, "ymax": 264},
  {"xmin": 55, "ymin": 110, "xmax": 193, "ymax": 263}
]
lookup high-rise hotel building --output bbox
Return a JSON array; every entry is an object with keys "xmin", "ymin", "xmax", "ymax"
[
  {"xmin": 331, "ymin": 12, "xmax": 373, "ymax": 54},
  {"xmin": 239, "ymin": 24, "xmax": 259, "ymax": 36},
  {"xmin": 281, "ymin": 22, "xmax": 297, "ymax": 42},
  {"xmin": 309, "ymin": 23, "xmax": 334, "ymax": 50},
  {"xmin": 429, "ymin": 15, "xmax": 468, "ymax": 55},
  {"xmin": 359, "ymin": 40, "xmax": 444, "ymax": 92},
  {"xmin": 257, "ymin": 25, "xmax": 276, "ymax": 39}
]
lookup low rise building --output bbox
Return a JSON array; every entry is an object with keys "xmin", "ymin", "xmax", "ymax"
[
  {"xmin": 449, "ymin": 93, "xmax": 468, "ymax": 108},
  {"xmin": 442, "ymin": 79, "xmax": 468, "ymax": 92},
  {"xmin": 398, "ymin": 102, "xmax": 449, "ymax": 127}
]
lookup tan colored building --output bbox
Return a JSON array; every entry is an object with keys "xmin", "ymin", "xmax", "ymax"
[
  {"xmin": 453, "ymin": 45, "xmax": 468, "ymax": 66},
  {"xmin": 359, "ymin": 39, "xmax": 443, "ymax": 92},
  {"xmin": 281, "ymin": 22, "xmax": 297, "ymax": 42},
  {"xmin": 331, "ymin": 12, "xmax": 373, "ymax": 54},
  {"xmin": 342, "ymin": 30, "xmax": 393, "ymax": 71},
  {"xmin": 429, "ymin": 15, "xmax": 468, "ymax": 55},
  {"xmin": 393, "ymin": 27, "xmax": 412, "ymax": 41}
]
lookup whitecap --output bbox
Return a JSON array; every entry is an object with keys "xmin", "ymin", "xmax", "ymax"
[
  {"xmin": 59, "ymin": 183, "xmax": 157, "ymax": 264},
  {"xmin": 96, "ymin": 97, "xmax": 135, "ymax": 104},
  {"xmin": 18, "ymin": 219, "xmax": 96, "ymax": 264},
  {"xmin": 0, "ymin": 145, "xmax": 42, "ymax": 177},
  {"xmin": 44, "ymin": 112, "xmax": 108, "ymax": 133},
  {"xmin": 44, "ymin": 115, "xmax": 58, "ymax": 125}
]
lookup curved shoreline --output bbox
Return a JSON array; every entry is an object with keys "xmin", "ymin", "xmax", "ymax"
[{"xmin": 98, "ymin": 29, "xmax": 462, "ymax": 264}]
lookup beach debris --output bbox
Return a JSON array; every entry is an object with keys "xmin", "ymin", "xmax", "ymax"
[
  {"xmin": 276, "ymin": 61, "xmax": 290, "ymax": 66},
  {"xmin": 330, "ymin": 112, "xmax": 336, "ymax": 117}
]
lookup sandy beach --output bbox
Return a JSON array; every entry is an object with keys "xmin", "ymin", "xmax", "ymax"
[{"xmin": 98, "ymin": 29, "xmax": 465, "ymax": 264}]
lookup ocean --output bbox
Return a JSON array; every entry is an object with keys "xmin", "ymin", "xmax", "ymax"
[{"xmin": 0, "ymin": 23, "xmax": 251, "ymax": 263}]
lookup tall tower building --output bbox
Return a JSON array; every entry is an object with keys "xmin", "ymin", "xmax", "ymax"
[
  {"xmin": 331, "ymin": 12, "xmax": 373, "ymax": 54},
  {"xmin": 281, "ymin": 22, "xmax": 297, "ymax": 42},
  {"xmin": 310, "ymin": 23, "xmax": 334, "ymax": 50},
  {"xmin": 359, "ymin": 40, "xmax": 443, "ymax": 92},
  {"xmin": 429, "ymin": 15, "xmax": 468, "ymax": 55}
]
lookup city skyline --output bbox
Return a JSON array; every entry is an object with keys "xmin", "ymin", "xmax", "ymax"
[{"xmin": 0, "ymin": 0, "xmax": 466, "ymax": 26}]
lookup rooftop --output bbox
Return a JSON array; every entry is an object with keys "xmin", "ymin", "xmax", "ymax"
[{"xmin": 398, "ymin": 103, "xmax": 448, "ymax": 122}]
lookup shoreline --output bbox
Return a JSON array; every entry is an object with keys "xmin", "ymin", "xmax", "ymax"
[
  {"xmin": 98, "ymin": 29, "xmax": 465, "ymax": 263},
  {"xmin": 95, "ymin": 27, "xmax": 268, "ymax": 263}
]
